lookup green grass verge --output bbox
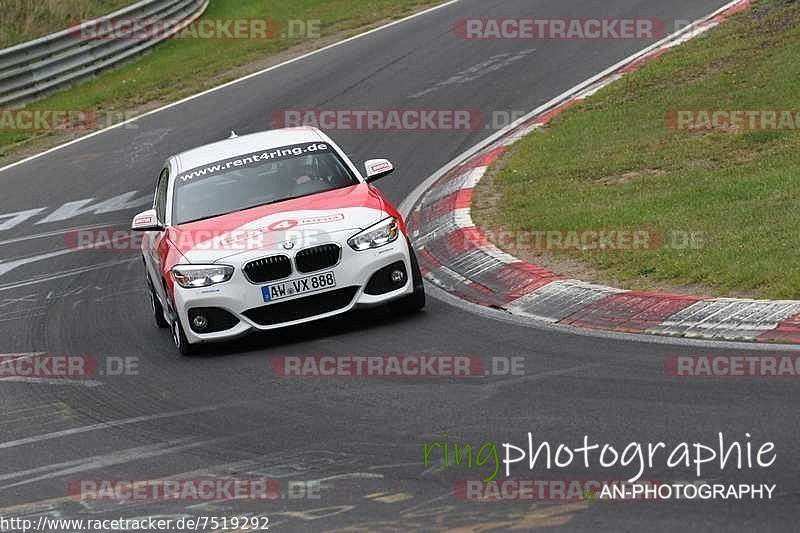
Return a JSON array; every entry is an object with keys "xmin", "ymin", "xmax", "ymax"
[
  {"xmin": 0, "ymin": 0, "xmax": 134, "ymax": 48},
  {"xmin": 0, "ymin": 0, "xmax": 441, "ymax": 158},
  {"xmin": 473, "ymin": 0, "xmax": 800, "ymax": 300}
]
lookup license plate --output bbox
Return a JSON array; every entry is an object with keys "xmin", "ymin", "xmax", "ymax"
[{"xmin": 262, "ymin": 271, "xmax": 336, "ymax": 302}]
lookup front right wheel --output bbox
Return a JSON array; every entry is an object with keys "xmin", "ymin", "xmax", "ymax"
[{"xmin": 171, "ymin": 318, "xmax": 197, "ymax": 356}]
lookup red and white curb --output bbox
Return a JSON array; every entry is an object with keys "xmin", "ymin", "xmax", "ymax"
[{"xmin": 407, "ymin": 0, "xmax": 800, "ymax": 344}]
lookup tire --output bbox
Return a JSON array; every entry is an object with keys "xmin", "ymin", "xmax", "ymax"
[
  {"xmin": 147, "ymin": 276, "xmax": 169, "ymax": 328},
  {"xmin": 171, "ymin": 318, "xmax": 197, "ymax": 356},
  {"xmin": 390, "ymin": 244, "xmax": 426, "ymax": 314}
]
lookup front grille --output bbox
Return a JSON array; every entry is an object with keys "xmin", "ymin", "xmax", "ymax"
[
  {"xmin": 295, "ymin": 243, "xmax": 341, "ymax": 273},
  {"xmin": 243, "ymin": 286, "xmax": 358, "ymax": 326},
  {"xmin": 243, "ymin": 255, "xmax": 291, "ymax": 283}
]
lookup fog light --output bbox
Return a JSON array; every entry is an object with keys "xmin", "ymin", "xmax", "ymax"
[
  {"xmin": 390, "ymin": 270, "xmax": 405, "ymax": 285},
  {"xmin": 192, "ymin": 315, "xmax": 209, "ymax": 331}
]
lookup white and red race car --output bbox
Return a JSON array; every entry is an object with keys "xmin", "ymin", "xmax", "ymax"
[{"xmin": 132, "ymin": 127, "xmax": 425, "ymax": 354}]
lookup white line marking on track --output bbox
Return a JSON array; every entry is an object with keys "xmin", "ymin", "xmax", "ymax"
[
  {"xmin": 409, "ymin": 48, "xmax": 536, "ymax": 99},
  {"xmin": 0, "ymin": 222, "xmax": 117, "ymax": 246},
  {"xmin": 0, "ymin": 353, "xmax": 103, "ymax": 387},
  {"xmin": 0, "ymin": 403, "xmax": 239, "ymax": 450},
  {"xmin": 0, "ymin": 228, "xmax": 142, "ymax": 278},
  {"xmin": 0, "ymin": 433, "xmax": 246, "ymax": 490},
  {"xmin": 0, "ymin": 258, "xmax": 137, "ymax": 292},
  {"xmin": 0, "ymin": 376, "xmax": 103, "ymax": 387}
]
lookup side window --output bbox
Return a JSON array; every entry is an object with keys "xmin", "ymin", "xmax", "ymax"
[{"xmin": 154, "ymin": 168, "xmax": 169, "ymax": 223}]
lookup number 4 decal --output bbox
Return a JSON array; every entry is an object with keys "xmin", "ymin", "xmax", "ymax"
[{"xmin": 269, "ymin": 219, "xmax": 298, "ymax": 231}]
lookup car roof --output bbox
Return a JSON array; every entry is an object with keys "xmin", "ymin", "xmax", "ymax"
[{"xmin": 172, "ymin": 127, "xmax": 327, "ymax": 173}]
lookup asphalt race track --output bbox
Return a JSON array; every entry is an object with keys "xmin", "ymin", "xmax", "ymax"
[{"xmin": 0, "ymin": 1, "xmax": 798, "ymax": 531}]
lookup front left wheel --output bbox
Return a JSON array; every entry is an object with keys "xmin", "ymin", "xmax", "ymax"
[
  {"xmin": 390, "ymin": 282, "xmax": 426, "ymax": 313},
  {"xmin": 390, "ymin": 245, "xmax": 426, "ymax": 314}
]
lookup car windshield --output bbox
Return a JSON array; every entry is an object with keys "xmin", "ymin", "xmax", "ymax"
[{"xmin": 172, "ymin": 141, "xmax": 359, "ymax": 225}]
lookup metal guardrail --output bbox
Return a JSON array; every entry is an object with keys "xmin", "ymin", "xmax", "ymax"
[{"xmin": 0, "ymin": 0, "xmax": 209, "ymax": 107}]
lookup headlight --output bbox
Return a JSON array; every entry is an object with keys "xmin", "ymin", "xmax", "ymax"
[
  {"xmin": 348, "ymin": 217, "xmax": 399, "ymax": 251},
  {"xmin": 172, "ymin": 265, "xmax": 234, "ymax": 288}
]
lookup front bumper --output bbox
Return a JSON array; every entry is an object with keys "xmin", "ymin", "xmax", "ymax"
[{"xmin": 172, "ymin": 237, "xmax": 414, "ymax": 345}]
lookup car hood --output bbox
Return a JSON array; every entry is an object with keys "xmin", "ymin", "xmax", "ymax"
[{"xmin": 169, "ymin": 184, "xmax": 387, "ymax": 264}]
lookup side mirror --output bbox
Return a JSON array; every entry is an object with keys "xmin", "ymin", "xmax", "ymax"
[
  {"xmin": 131, "ymin": 209, "xmax": 163, "ymax": 231},
  {"xmin": 364, "ymin": 159, "xmax": 394, "ymax": 182}
]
